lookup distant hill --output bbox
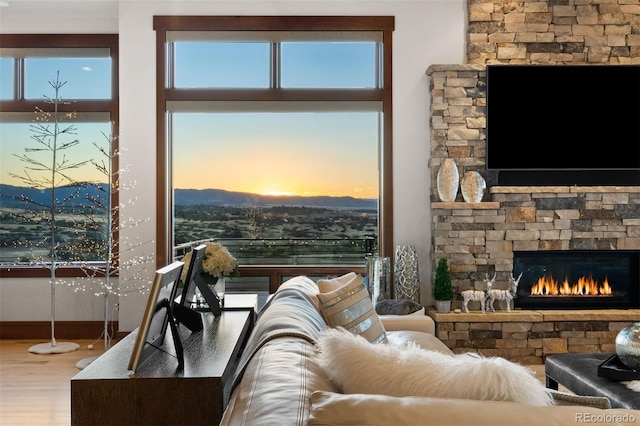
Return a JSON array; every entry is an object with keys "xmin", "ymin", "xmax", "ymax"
[
  {"xmin": 0, "ymin": 184, "xmax": 377, "ymax": 210},
  {"xmin": 0, "ymin": 183, "xmax": 108, "ymax": 209},
  {"xmin": 174, "ymin": 188, "xmax": 377, "ymax": 210}
]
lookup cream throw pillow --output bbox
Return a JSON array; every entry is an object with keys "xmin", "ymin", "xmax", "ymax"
[
  {"xmin": 317, "ymin": 272, "xmax": 358, "ymax": 293},
  {"xmin": 316, "ymin": 273, "xmax": 387, "ymax": 344},
  {"xmin": 315, "ymin": 328, "xmax": 554, "ymax": 406}
]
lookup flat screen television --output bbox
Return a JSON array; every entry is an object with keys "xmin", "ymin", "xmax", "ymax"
[
  {"xmin": 128, "ymin": 261, "xmax": 184, "ymax": 371},
  {"xmin": 486, "ymin": 64, "xmax": 640, "ymax": 186}
]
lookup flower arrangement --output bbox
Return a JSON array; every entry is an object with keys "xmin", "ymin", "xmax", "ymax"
[{"xmin": 181, "ymin": 242, "xmax": 240, "ymax": 283}]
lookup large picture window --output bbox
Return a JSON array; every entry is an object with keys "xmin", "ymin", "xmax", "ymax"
[
  {"xmin": 0, "ymin": 34, "xmax": 119, "ymax": 277},
  {"xmin": 154, "ymin": 16, "xmax": 393, "ymax": 292}
]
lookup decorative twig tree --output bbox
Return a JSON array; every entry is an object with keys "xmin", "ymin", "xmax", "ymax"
[
  {"xmin": 6, "ymin": 72, "xmax": 88, "ymax": 354},
  {"xmin": 63, "ymin": 129, "xmax": 153, "ymax": 360}
]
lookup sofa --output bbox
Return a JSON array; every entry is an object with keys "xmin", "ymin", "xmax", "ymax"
[{"xmin": 220, "ymin": 275, "xmax": 640, "ymax": 425}]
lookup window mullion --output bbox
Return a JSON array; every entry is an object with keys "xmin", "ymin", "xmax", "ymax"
[
  {"xmin": 166, "ymin": 42, "xmax": 175, "ymax": 89},
  {"xmin": 15, "ymin": 58, "xmax": 24, "ymax": 100},
  {"xmin": 272, "ymin": 42, "xmax": 280, "ymax": 89}
]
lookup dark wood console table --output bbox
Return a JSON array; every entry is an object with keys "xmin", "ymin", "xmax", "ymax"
[{"xmin": 71, "ymin": 310, "xmax": 252, "ymax": 425}]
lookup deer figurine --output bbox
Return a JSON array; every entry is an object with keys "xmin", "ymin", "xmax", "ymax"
[
  {"xmin": 488, "ymin": 272, "xmax": 523, "ymax": 312},
  {"xmin": 461, "ymin": 273, "xmax": 495, "ymax": 313}
]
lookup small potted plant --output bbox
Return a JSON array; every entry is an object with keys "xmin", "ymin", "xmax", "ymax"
[{"xmin": 433, "ymin": 258, "xmax": 454, "ymax": 313}]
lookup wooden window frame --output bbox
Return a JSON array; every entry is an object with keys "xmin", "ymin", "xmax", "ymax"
[
  {"xmin": 0, "ymin": 34, "xmax": 119, "ymax": 278},
  {"xmin": 153, "ymin": 16, "xmax": 393, "ymax": 290}
]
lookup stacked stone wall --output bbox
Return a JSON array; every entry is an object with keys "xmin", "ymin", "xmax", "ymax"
[
  {"xmin": 427, "ymin": 64, "xmax": 640, "ymax": 295},
  {"xmin": 467, "ymin": 0, "xmax": 640, "ymax": 64},
  {"xmin": 425, "ymin": 0, "xmax": 640, "ymax": 362}
]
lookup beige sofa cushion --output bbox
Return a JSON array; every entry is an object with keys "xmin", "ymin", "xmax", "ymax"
[
  {"xmin": 220, "ymin": 338, "xmax": 338, "ymax": 426},
  {"xmin": 308, "ymin": 391, "xmax": 640, "ymax": 426},
  {"xmin": 380, "ymin": 309, "xmax": 436, "ymax": 335},
  {"xmin": 386, "ymin": 330, "xmax": 452, "ymax": 354}
]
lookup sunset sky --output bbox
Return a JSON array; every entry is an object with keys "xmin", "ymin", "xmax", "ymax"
[
  {"xmin": 172, "ymin": 111, "xmax": 379, "ymax": 198},
  {"xmin": 1, "ymin": 42, "xmax": 380, "ymax": 200}
]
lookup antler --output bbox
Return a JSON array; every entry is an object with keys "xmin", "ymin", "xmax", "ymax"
[
  {"xmin": 509, "ymin": 272, "xmax": 523, "ymax": 285},
  {"xmin": 485, "ymin": 272, "xmax": 497, "ymax": 284}
]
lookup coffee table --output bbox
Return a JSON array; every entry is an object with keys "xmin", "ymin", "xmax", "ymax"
[{"xmin": 545, "ymin": 352, "xmax": 640, "ymax": 409}]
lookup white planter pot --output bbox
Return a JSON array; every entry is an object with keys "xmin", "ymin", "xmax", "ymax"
[{"xmin": 435, "ymin": 299, "xmax": 451, "ymax": 313}]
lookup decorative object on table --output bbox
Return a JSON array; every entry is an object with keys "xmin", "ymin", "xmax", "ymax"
[
  {"xmin": 461, "ymin": 278, "xmax": 492, "ymax": 313},
  {"xmin": 433, "ymin": 258, "xmax": 453, "ymax": 313},
  {"xmin": 488, "ymin": 272, "xmax": 521, "ymax": 312},
  {"xmin": 181, "ymin": 241, "xmax": 239, "ymax": 308},
  {"xmin": 436, "ymin": 158, "xmax": 459, "ymax": 202},
  {"xmin": 364, "ymin": 255, "xmax": 390, "ymax": 304},
  {"xmin": 393, "ymin": 245, "xmax": 420, "ymax": 303},
  {"xmin": 615, "ymin": 322, "xmax": 640, "ymax": 371},
  {"xmin": 460, "ymin": 171, "xmax": 486, "ymax": 203},
  {"xmin": 375, "ymin": 299, "xmax": 422, "ymax": 316}
]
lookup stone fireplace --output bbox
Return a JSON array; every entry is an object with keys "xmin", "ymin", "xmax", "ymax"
[{"xmin": 426, "ymin": 0, "xmax": 640, "ymax": 363}]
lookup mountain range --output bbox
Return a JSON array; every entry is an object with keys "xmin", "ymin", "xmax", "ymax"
[{"xmin": 0, "ymin": 184, "xmax": 377, "ymax": 210}]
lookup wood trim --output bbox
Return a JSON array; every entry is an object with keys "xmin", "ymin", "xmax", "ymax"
[
  {"xmin": 0, "ymin": 267, "xmax": 109, "ymax": 278},
  {"xmin": 165, "ymin": 88, "xmax": 385, "ymax": 102},
  {"xmin": 0, "ymin": 33, "xmax": 119, "ymax": 47},
  {"xmin": 153, "ymin": 15, "xmax": 395, "ymax": 31},
  {"xmin": 0, "ymin": 100, "xmax": 114, "ymax": 113},
  {"xmin": 380, "ymin": 27, "xmax": 394, "ymax": 268},
  {"xmin": 0, "ymin": 321, "xmax": 118, "ymax": 340},
  {"xmin": 239, "ymin": 265, "xmax": 365, "ymax": 293},
  {"xmin": 156, "ymin": 28, "xmax": 169, "ymax": 268},
  {"xmin": 0, "ymin": 33, "xmax": 120, "ymax": 278}
]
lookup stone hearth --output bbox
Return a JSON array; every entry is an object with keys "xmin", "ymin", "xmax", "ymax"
[{"xmin": 428, "ymin": 309, "xmax": 640, "ymax": 364}]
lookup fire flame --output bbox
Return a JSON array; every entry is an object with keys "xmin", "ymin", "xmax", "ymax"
[{"xmin": 530, "ymin": 275, "xmax": 612, "ymax": 296}]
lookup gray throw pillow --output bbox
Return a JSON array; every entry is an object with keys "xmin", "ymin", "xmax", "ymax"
[{"xmin": 375, "ymin": 299, "xmax": 422, "ymax": 315}]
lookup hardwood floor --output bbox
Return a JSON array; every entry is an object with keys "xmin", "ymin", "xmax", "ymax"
[{"xmin": 0, "ymin": 339, "xmax": 105, "ymax": 426}]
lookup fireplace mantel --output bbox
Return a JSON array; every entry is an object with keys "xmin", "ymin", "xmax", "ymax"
[
  {"xmin": 427, "ymin": 308, "xmax": 640, "ymax": 364},
  {"xmin": 491, "ymin": 186, "xmax": 640, "ymax": 194}
]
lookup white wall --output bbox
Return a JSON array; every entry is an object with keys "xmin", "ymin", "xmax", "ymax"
[{"xmin": 0, "ymin": 0, "xmax": 465, "ymax": 332}]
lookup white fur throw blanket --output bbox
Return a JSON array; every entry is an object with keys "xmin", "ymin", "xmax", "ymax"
[
  {"xmin": 624, "ymin": 381, "xmax": 640, "ymax": 392},
  {"xmin": 315, "ymin": 328, "xmax": 554, "ymax": 406}
]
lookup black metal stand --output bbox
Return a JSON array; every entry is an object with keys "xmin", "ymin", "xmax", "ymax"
[
  {"xmin": 155, "ymin": 299, "xmax": 184, "ymax": 370},
  {"xmin": 194, "ymin": 274, "xmax": 222, "ymax": 317},
  {"xmin": 172, "ymin": 303, "xmax": 204, "ymax": 332}
]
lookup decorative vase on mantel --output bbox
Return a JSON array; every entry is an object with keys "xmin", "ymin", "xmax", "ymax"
[
  {"xmin": 461, "ymin": 171, "xmax": 486, "ymax": 203},
  {"xmin": 437, "ymin": 158, "xmax": 459, "ymax": 202},
  {"xmin": 394, "ymin": 245, "xmax": 420, "ymax": 303}
]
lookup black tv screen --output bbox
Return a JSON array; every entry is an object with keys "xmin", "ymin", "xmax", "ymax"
[{"xmin": 486, "ymin": 65, "xmax": 640, "ymax": 186}]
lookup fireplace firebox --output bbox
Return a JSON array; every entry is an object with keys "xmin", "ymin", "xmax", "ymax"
[{"xmin": 513, "ymin": 251, "xmax": 640, "ymax": 310}]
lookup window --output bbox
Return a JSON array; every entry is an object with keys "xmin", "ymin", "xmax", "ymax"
[
  {"xmin": 154, "ymin": 17, "xmax": 393, "ymax": 291},
  {"xmin": 0, "ymin": 34, "xmax": 119, "ymax": 277}
]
